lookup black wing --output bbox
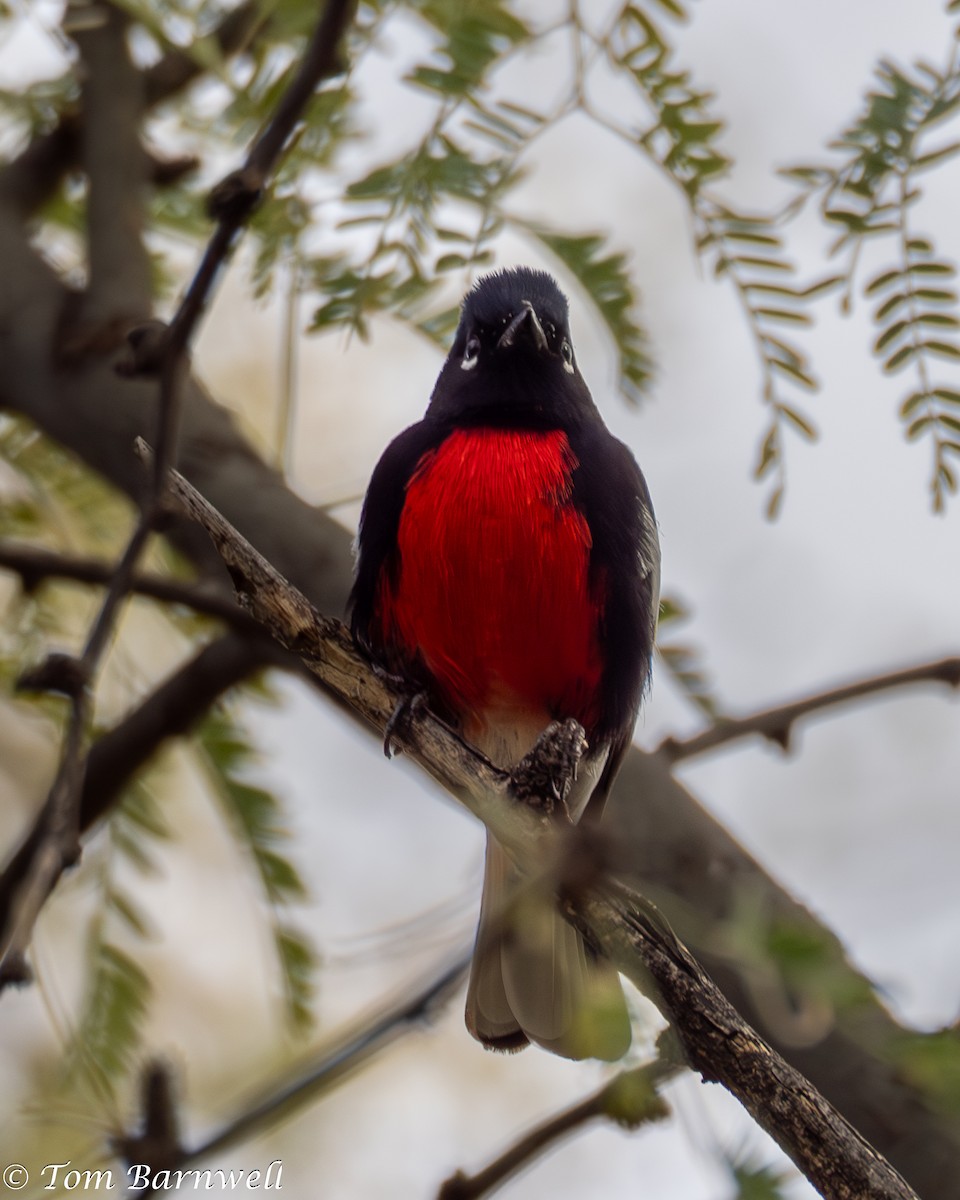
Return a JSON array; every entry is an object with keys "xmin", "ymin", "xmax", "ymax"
[
  {"xmin": 348, "ymin": 418, "xmax": 445, "ymax": 649},
  {"xmin": 569, "ymin": 421, "xmax": 660, "ymax": 809}
]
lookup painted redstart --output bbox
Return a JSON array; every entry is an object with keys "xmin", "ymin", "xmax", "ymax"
[{"xmin": 350, "ymin": 267, "xmax": 660, "ymax": 1059}]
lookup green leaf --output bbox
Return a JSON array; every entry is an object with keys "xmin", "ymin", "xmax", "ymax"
[
  {"xmin": 777, "ymin": 404, "xmax": 818, "ymax": 440},
  {"xmin": 649, "ymin": 0, "xmax": 688, "ymax": 17},
  {"xmin": 909, "ymin": 261, "xmax": 955, "ymax": 277},
  {"xmin": 754, "ymin": 307, "xmax": 812, "ymax": 326},
  {"xmin": 883, "ymin": 343, "xmax": 919, "ymax": 372},
  {"xmin": 874, "ymin": 320, "xmax": 909, "ymax": 352},
  {"xmin": 724, "ymin": 230, "xmax": 781, "ymax": 247},
  {"xmin": 866, "ymin": 268, "xmax": 903, "ymax": 295},
  {"xmin": 915, "ymin": 287, "xmax": 958, "ymax": 304},
  {"xmin": 754, "ymin": 426, "xmax": 779, "ymax": 480},
  {"xmin": 197, "ymin": 710, "xmax": 317, "ymax": 1031},
  {"xmin": 108, "ymin": 890, "xmax": 151, "ymax": 939},
  {"xmin": 728, "ymin": 1156, "xmax": 790, "ymax": 1200},
  {"xmin": 797, "ymin": 274, "xmax": 846, "ymax": 298},
  {"xmin": 937, "ymin": 460, "xmax": 958, "ymax": 494},
  {"xmin": 276, "ymin": 927, "xmax": 317, "ymax": 1032},
  {"xmin": 899, "ymin": 391, "xmax": 929, "ymax": 418},
  {"xmin": 765, "ymin": 485, "xmax": 785, "ymax": 520},
  {"xmin": 731, "ymin": 255, "xmax": 793, "ymax": 274},
  {"xmin": 907, "ymin": 414, "xmax": 936, "ymax": 440},
  {"xmin": 893, "ymin": 1029, "xmax": 960, "ymax": 1114},
  {"xmin": 761, "ymin": 335, "xmax": 804, "ymax": 369},
  {"xmin": 435, "ymin": 253, "xmax": 469, "ymax": 271},
  {"xmin": 917, "ymin": 312, "xmax": 960, "ymax": 328},
  {"xmin": 656, "ymin": 594, "xmax": 689, "ymax": 625},
  {"xmin": 256, "ymin": 847, "xmax": 308, "ymax": 903},
  {"xmin": 768, "ymin": 358, "xmax": 817, "ymax": 391}
]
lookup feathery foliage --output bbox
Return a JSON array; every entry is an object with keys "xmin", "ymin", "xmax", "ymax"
[
  {"xmin": 727, "ymin": 1154, "xmax": 791, "ymax": 1200},
  {"xmin": 785, "ymin": 35, "xmax": 960, "ymax": 509},
  {"xmin": 65, "ymin": 780, "xmax": 169, "ymax": 1103},
  {"xmin": 196, "ymin": 707, "xmax": 316, "ymax": 1032}
]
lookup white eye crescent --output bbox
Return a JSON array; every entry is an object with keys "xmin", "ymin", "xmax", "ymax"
[
  {"xmin": 461, "ymin": 335, "xmax": 480, "ymax": 371},
  {"xmin": 561, "ymin": 338, "xmax": 575, "ymax": 374}
]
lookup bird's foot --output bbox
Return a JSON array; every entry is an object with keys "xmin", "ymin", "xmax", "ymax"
[{"xmin": 510, "ymin": 718, "xmax": 587, "ymax": 818}]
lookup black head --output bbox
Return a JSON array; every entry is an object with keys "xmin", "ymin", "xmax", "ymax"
[{"xmin": 425, "ymin": 267, "xmax": 599, "ymax": 429}]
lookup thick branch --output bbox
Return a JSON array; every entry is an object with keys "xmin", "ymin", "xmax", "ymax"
[
  {"xmin": 149, "ymin": 449, "xmax": 918, "ymax": 1200},
  {"xmin": 660, "ymin": 657, "xmax": 960, "ymax": 762},
  {"xmin": 74, "ymin": 2, "xmax": 152, "ymax": 322}
]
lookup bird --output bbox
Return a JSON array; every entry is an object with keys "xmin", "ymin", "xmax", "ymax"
[{"xmin": 349, "ymin": 266, "xmax": 659, "ymax": 1060}]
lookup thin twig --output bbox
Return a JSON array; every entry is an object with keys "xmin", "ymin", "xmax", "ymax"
[
  {"xmin": 143, "ymin": 446, "xmax": 919, "ymax": 1200},
  {"xmin": 0, "ymin": 542, "xmax": 262, "ymax": 633},
  {"xmin": 115, "ymin": 951, "xmax": 470, "ymax": 1194},
  {"xmin": 659, "ymin": 657, "xmax": 960, "ymax": 763},
  {"xmin": 439, "ymin": 1058, "xmax": 675, "ymax": 1200}
]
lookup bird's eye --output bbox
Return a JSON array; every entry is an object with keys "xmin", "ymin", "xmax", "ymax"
[
  {"xmin": 461, "ymin": 335, "xmax": 481, "ymax": 371},
  {"xmin": 560, "ymin": 338, "xmax": 574, "ymax": 373}
]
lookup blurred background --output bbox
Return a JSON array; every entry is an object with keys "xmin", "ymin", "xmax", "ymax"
[{"xmin": 0, "ymin": 1, "xmax": 958, "ymax": 1197}]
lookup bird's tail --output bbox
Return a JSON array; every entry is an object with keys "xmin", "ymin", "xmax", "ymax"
[{"xmin": 465, "ymin": 834, "xmax": 631, "ymax": 1060}]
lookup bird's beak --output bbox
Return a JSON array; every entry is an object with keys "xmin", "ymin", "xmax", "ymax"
[{"xmin": 497, "ymin": 300, "xmax": 548, "ymax": 353}]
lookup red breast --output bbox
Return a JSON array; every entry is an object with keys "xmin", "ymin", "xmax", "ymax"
[{"xmin": 373, "ymin": 427, "xmax": 606, "ymax": 734}]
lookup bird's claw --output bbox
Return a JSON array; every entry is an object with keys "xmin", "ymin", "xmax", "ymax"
[
  {"xmin": 510, "ymin": 718, "xmax": 586, "ymax": 817},
  {"xmin": 383, "ymin": 688, "xmax": 427, "ymax": 759}
]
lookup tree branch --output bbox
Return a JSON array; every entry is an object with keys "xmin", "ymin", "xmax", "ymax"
[
  {"xmin": 0, "ymin": 541, "xmax": 263, "ymax": 633},
  {"xmin": 577, "ymin": 883, "xmax": 917, "ymax": 1200},
  {"xmin": 73, "ymin": 1, "xmax": 152, "ymax": 323},
  {"xmin": 144, "ymin": 446, "xmax": 919, "ymax": 1200},
  {"xmin": 439, "ymin": 1058, "xmax": 676, "ymax": 1200},
  {"xmin": 659, "ymin": 657, "xmax": 960, "ymax": 763}
]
